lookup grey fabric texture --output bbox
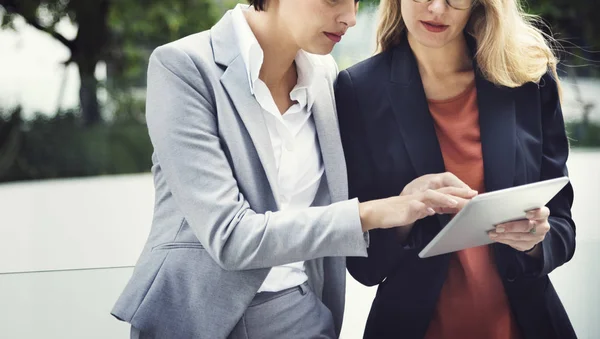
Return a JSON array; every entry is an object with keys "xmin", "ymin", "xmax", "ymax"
[
  {"xmin": 132, "ymin": 283, "xmax": 336, "ymax": 339},
  {"xmin": 228, "ymin": 282, "xmax": 336, "ymax": 339}
]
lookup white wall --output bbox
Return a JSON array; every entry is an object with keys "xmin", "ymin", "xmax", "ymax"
[
  {"xmin": 0, "ymin": 175, "xmax": 153, "ymax": 274},
  {"xmin": 0, "ymin": 151, "xmax": 599, "ymax": 338}
]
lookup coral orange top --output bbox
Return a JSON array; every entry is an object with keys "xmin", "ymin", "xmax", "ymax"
[{"xmin": 424, "ymin": 80, "xmax": 522, "ymax": 339}]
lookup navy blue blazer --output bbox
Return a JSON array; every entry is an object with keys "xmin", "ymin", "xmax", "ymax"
[{"xmin": 335, "ymin": 36, "xmax": 577, "ymax": 339}]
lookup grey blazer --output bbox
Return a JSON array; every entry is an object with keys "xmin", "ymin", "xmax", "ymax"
[{"xmin": 111, "ymin": 11, "xmax": 368, "ymax": 339}]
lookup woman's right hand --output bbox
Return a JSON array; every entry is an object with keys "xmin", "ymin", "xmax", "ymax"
[
  {"xmin": 359, "ymin": 186, "xmax": 476, "ymax": 232},
  {"xmin": 400, "ymin": 172, "xmax": 477, "ymax": 214}
]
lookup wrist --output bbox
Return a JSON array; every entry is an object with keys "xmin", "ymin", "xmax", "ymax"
[
  {"xmin": 359, "ymin": 201, "xmax": 378, "ymax": 232},
  {"xmin": 524, "ymin": 243, "xmax": 542, "ymax": 258}
]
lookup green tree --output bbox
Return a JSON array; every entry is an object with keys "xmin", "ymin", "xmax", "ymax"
[
  {"xmin": 0, "ymin": 0, "xmax": 220, "ymax": 126},
  {"xmin": 526, "ymin": 0, "xmax": 600, "ymax": 75},
  {"xmin": 107, "ymin": 0, "xmax": 221, "ymax": 90}
]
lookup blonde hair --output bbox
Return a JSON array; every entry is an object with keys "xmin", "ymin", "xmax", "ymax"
[{"xmin": 376, "ymin": 0, "xmax": 560, "ymax": 89}]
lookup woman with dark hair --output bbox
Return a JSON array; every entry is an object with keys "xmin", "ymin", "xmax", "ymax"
[{"xmin": 111, "ymin": 1, "xmax": 475, "ymax": 338}]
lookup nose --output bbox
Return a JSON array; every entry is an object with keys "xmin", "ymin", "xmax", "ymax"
[
  {"xmin": 338, "ymin": 0, "xmax": 358, "ymax": 28},
  {"xmin": 427, "ymin": 0, "xmax": 448, "ymax": 15}
]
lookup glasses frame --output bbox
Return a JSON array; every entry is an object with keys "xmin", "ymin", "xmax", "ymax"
[{"xmin": 412, "ymin": 0, "xmax": 475, "ymax": 11}]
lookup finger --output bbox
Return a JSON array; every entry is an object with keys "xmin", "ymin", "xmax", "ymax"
[
  {"xmin": 495, "ymin": 219, "xmax": 532, "ymax": 233},
  {"xmin": 422, "ymin": 173, "xmax": 444, "ymax": 190},
  {"xmin": 450, "ymin": 197, "xmax": 470, "ymax": 211},
  {"xmin": 488, "ymin": 231, "xmax": 544, "ymax": 243},
  {"xmin": 531, "ymin": 221, "xmax": 551, "ymax": 235},
  {"xmin": 385, "ymin": 199, "xmax": 431, "ymax": 229},
  {"xmin": 408, "ymin": 200, "xmax": 436, "ymax": 221},
  {"xmin": 420, "ymin": 189, "xmax": 461, "ymax": 209},
  {"xmin": 441, "ymin": 172, "xmax": 471, "ymax": 190},
  {"xmin": 433, "ymin": 206, "xmax": 462, "ymax": 215},
  {"xmin": 503, "ymin": 220, "xmax": 551, "ymax": 236},
  {"xmin": 436, "ymin": 186, "xmax": 478, "ymax": 199},
  {"xmin": 526, "ymin": 207, "xmax": 550, "ymax": 221}
]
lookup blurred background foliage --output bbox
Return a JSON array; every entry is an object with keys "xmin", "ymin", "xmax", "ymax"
[
  {"xmin": 0, "ymin": 0, "xmax": 225, "ymax": 126},
  {"xmin": 0, "ymin": 0, "xmax": 598, "ymax": 183}
]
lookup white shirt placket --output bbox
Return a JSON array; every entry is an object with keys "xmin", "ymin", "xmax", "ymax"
[{"xmin": 275, "ymin": 119, "xmax": 297, "ymax": 209}]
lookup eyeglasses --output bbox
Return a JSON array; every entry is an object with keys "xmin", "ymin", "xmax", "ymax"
[{"xmin": 412, "ymin": 0, "xmax": 475, "ymax": 11}]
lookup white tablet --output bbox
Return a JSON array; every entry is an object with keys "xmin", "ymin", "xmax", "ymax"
[{"xmin": 418, "ymin": 176, "xmax": 570, "ymax": 258}]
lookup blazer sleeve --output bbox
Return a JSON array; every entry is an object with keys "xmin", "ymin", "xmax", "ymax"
[
  {"xmin": 145, "ymin": 45, "xmax": 368, "ymax": 271},
  {"xmin": 515, "ymin": 72, "xmax": 576, "ymax": 278},
  {"xmin": 336, "ymin": 69, "xmax": 413, "ymax": 286}
]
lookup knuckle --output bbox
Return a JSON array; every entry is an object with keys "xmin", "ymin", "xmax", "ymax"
[{"xmin": 409, "ymin": 200, "xmax": 424, "ymax": 210}]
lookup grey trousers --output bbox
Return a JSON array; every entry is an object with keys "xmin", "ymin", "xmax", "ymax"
[{"xmin": 130, "ymin": 282, "xmax": 336, "ymax": 339}]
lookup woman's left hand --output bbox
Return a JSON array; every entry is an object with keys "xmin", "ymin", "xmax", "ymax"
[{"xmin": 488, "ymin": 207, "xmax": 550, "ymax": 254}]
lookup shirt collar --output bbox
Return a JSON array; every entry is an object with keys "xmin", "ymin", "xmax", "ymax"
[
  {"xmin": 232, "ymin": 4, "xmax": 262, "ymax": 94},
  {"xmin": 231, "ymin": 4, "xmax": 323, "ymax": 111}
]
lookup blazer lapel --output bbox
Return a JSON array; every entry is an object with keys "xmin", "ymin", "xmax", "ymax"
[
  {"xmin": 212, "ymin": 12, "xmax": 281, "ymax": 203},
  {"xmin": 476, "ymin": 73, "xmax": 516, "ymax": 192},
  {"xmin": 387, "ymin": 40, "xmax": 449, "ymax": 227},
  {"xmin": 312, "ymin": 78, "xmax": 347, "ymax": 202},
  {"xmin": 388, "ymin": 41, "xmax": 446, "ymax": 178},
  {"xmin": 474, "ymin": 71, "xmax": 517, "ymax": 265}
]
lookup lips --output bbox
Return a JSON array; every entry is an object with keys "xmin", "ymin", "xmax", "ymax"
[
  {"xmin": 421, "ymin": 21, "xmax": 449, "ymax": 33},
  {"xmin": 324, "ymin": 32, "xmax": 343, "ymax": 43}
]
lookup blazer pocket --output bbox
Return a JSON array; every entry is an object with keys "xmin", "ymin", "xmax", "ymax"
[{"xmin": 152, "ymin": 242, "xmax": 205, "ymax": 251}]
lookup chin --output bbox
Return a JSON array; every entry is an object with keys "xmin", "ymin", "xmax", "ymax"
[
  {"xmin": 420, "ymin": 40, "xmax": 449, "ymax": 49},
  {"xmin": 302, "ymin": 42, "xmax": 334, "ymax": 55},
  {"xmin": 420, "ymin": 29, "xmax": 465, "ymax": 49},
  {"xmin": 300, "ymin": 41, "xmax": 334, "ymax": 55},
  {"xmin": 414, "ymin": 33, "xmax": 453, "ymax": 49}
]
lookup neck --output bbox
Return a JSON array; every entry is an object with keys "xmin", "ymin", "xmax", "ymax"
[
  {"xmin": 407, "ymin": 32, "xmax": 472, "ymax": 78},
  {"xmin": 245, "ymin": 8, "xmax": 298, "ymax": 89}
]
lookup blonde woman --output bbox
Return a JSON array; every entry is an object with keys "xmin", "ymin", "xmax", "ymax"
[{"xmin": 335, "ymin": 0, "xmax": 576, "ymax": 338}]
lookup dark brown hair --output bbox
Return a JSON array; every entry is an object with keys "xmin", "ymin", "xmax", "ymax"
[{"xmin": 248, "ymin": 0, "xmax": 267, "ymax": 11}]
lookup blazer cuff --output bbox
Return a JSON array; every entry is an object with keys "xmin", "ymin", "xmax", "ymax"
[
  {"xmin": 515, "ymin": 238, "xmax": 548, "ymax": 278},
  {"xmin": 332, "ymin": 198, "xmax": 369, "ymax": 257}
]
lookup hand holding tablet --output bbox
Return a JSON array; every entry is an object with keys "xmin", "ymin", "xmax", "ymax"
[
  {"xmin": 418, "ymin": 177, "xmax": 570, "ymax": 258},
  {"xmin": 488, "ymin": 206, "xmax": 551, "ymax": 254}
]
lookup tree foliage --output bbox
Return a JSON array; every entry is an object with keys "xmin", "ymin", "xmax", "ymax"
[{"xmin": 0, "ymin": 0, "xmax": 220, "ymax": 126}]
